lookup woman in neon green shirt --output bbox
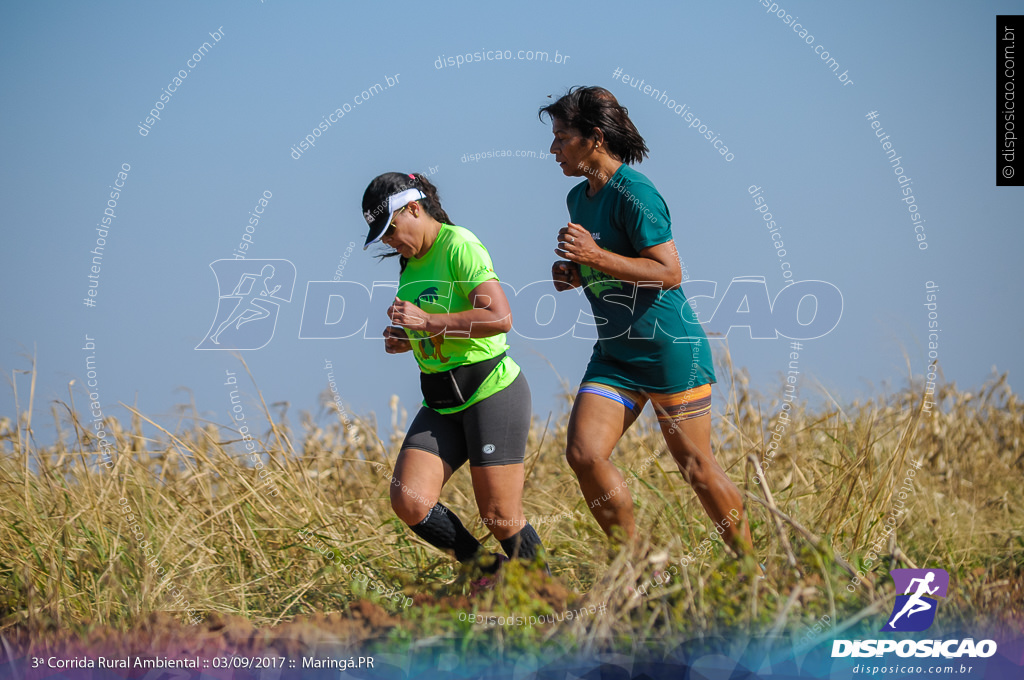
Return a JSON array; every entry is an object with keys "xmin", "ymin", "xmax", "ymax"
[{"xmin": 361, "ymin": 171, "xmax": 543, "ymax": 572}]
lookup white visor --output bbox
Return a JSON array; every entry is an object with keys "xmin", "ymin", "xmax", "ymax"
[{"xmin": 363, "ymin": 188, "xmax": 427, "ymax": 249}]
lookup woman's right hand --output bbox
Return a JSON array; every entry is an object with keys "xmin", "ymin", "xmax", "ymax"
[
  {"xmin": 383, "ymin": 325, "xmax": 412, "ymax": 354},
  {"xmin": 551, "ymin": 260, "xmax": 582, "ymax": 291}
]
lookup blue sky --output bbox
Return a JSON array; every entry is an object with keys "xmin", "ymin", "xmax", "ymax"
[{"xmin": 1, "ymin": 1, "xmax": 1020, "ymax": 446}]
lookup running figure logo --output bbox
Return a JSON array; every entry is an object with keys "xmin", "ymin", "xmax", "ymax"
[
  {"xmin": 197, "ymin": 259, "xmax": 296, "ymax": 350},
  {"xmin": 882, "ymin": 568, "xmax": 949, "ymax": 632}
]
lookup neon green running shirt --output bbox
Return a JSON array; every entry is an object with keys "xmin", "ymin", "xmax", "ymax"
[{"xmin": 398, "ymin": 223, "xmax": 520, "ymax": 413}]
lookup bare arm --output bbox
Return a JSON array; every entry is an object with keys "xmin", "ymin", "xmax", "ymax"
[
  {"xmin": 386, "ymin": 279, "xmax": 512, "ymax": 339},
  {"xmin": 555, "ymin": 222, "xmax": 682, "ymax": 289}
]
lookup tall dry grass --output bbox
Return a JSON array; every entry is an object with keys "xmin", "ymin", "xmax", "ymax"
[{"xmin": 1, "ymin": 350, "xmax": 1021, "ymax": 657}]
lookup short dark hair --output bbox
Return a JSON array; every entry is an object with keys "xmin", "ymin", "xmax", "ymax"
[{"xmin": 539, "ymin": 86, "xmax": 649, "ymax": 165}]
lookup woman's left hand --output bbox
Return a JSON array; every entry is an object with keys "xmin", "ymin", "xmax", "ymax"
[
  {"xmin": 555, "ymin": 222, "xmax": 602, "ymax": 268},
  {"xmin": 387, "ymin": 297, "xmax": 433, "ymax": 331}
]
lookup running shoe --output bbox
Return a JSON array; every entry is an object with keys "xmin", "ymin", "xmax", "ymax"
[{"xmin": 470, "ymin": 553, "xmax": 508, "ymax": 594}]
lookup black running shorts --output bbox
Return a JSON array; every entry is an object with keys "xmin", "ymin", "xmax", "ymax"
[{"xmin": 401, "ymin": 371, "xmax": 531, "ymax": 469}]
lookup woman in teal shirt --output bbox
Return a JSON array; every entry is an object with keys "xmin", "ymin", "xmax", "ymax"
[{"xmin": 540, "ymin": 87, "xmax": 753, "ymax": 556}]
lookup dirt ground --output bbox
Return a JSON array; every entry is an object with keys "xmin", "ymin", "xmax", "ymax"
[{"xmin": 1, "ymin": 579, "xmax": 572, "ymax": 668}]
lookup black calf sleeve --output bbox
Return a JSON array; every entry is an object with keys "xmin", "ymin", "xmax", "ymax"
[
  {"xmin": 408, "ymin": 502, "xmax": 482, "ymax": 562},
  {"xmin": 499, "ymin": 522, "xmax": 543, "ymax": 561}
]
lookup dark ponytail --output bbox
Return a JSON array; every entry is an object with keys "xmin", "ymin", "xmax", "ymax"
[
  {"xmin": 362, "ymin": 172, "xmax": 453, "ymax": 272},
  {"xmin": 408, "ymin": 173, "xmax": 452, "ymax": 224},
  {"xmin": 539, "ymin": 86, "xmax": 649, "ymax": 165}
]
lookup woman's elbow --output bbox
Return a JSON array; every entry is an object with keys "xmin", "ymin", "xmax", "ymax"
[{"xmin": 496, "ymin": 314, "xmax": 513, "ymax": 334}]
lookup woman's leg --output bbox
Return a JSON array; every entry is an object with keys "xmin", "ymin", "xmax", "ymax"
[
  {"xmin": 389, "ymin": 446, "xmax": 451, "ymax": 525},
  {"xmin": 657, "ymin": 405, "xmax": 754, "ymax": 555},
  {"xmin": 565, "ymin": 388, "xmax": 642, "ymax": 540},
  {"xmin": 392, "ymin": 409, "xmax": 483, "ymax": 562},
  {"xmin": 470, "ymin": 463, "xmax": 526, "ymax": 540},
  {"xmin": 463, "ymin": 372, "xmax": 544, "ymax": 561},
  {"xmin": 470, "ymin": 463, "xmax": 543, "ymax": 560}
]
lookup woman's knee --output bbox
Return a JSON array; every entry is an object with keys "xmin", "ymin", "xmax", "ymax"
[
  {"xmin": 479, "ymin": 508, "xmax": 524, "ymax": 538},
  {"xmin": 565, "ymin": 440, "xmax": 605, "ymax": 472},
  {"xmin": 682, "ymin": 458, "xmax": 737, "ymax": 497},
  {"xmin": 674, "ymin": 453, "xmax": 715, "ymax": 486},
  {"xmin": 390, "ymin": 481, "xmax": 435, "ymax": 525}
]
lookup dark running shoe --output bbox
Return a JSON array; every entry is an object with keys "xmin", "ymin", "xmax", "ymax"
[{"xmin": 470, "ymin": 553, "xmax": 509, "ymax": 594}]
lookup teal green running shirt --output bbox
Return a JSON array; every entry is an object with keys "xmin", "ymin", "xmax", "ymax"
[{"xmin": 567, "ymin": 164, "xmax": 716, "ymax": 393}]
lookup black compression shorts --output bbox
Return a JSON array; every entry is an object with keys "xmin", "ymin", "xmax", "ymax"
[{"xmin": 401, "ymin": 371, "xmax": 531, "ymax": 469}]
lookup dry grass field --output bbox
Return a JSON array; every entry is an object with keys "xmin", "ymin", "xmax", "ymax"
[{"xmin": 1, "ymin": 352, "xmax": 1021, "ymax": 664}]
